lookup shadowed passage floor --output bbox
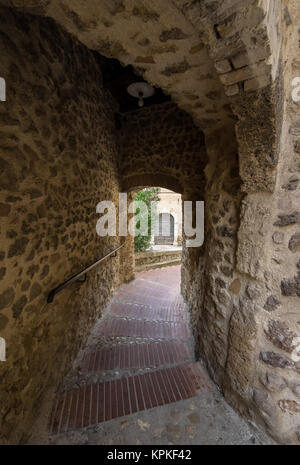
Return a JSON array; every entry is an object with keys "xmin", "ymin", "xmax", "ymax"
[{"xmin": 48, "ymin": 266, "xmax": 273, "ymax": 445}]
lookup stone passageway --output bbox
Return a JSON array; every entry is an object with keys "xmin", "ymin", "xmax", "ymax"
[
  {"xmin": 0, "ymin": 1, "xmax": 299, "ymax": 445},
  {"xmin": 48, "ymin": 266, "xmax": 273, "ymax": 445}
]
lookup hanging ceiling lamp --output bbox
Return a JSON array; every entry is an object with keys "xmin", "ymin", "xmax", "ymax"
[{"xmin": 127, "ymin": 82, "xmax": 155, "ymax": 108}]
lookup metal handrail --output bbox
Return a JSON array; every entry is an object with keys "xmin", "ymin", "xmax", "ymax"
[{"xmin": 47, "ymin": 244, "xmax": 124, "ymax": 303}]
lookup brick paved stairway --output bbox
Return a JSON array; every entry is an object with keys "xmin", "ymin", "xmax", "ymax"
[{"xmin": 48, "ymin": 266, "xmax": 212, "ymax": 438}]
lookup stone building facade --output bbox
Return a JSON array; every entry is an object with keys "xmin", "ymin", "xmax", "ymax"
[
  {"xmin": 151, "ymin": 188, "xmax": 182, "ymax": 246},
  {"xmin": 0, "ymin": 0, "xmax": 299, "ymax": 445}
]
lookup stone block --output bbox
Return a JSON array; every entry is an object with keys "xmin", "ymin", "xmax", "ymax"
[
  {"xmin": 289, "ymin": 233, "xmax": 300, "ymax": 253},
  {"xmin": 282, "ymin": 176, "xmax": 299, "ymax": 191},
  {"xmin": 224, "ymin": 84, "xmax": 239, "ymax": 96},
  {"xmin": 259, "ymin": 372, "xmax": 286, "ymax": 392},
  {"xmin": 272, "ymin": 232, "xmax": 284, "ymax": 244},
  {"xmin": 290, "ymin": 123, "xmax": 300, "ymax": 136},
  {"xmin": 215, "ymin": 59, "xmax": 232, "ymax": 74},
  {"xmin": 260, "ymin": 351, "xmax": 294, "ymax": 369},
  {"xmin": 264, "ymin": 320, "xmax": 297, "ymax": 353},
  {"xmin": 229, "ymin": 279, "xmax": 241, "ymax": 294},
  {"xmin": 231, "ymin": 51, "xmax": 250, "ymax": 69},
  {"xmin": 264, "ymin": 296, "xmax": 281, "ymax": 312},
  {"xmin": 274, "ymin": 212, "xmax": 300, "ymax": 227},
  {"xmin": 244, "ymin": 73, "xmax": 271, "ymax": 92},
  {"xmin": 219, "ymin": 63, "xmax": 270, "ymax": 86},
  {"xmin": 281, "ymin": 273, "xmax": 300, "ymax": 297},
  {"xmin": 253, "ymin": 389, "xmax": 273, "ymax": 416}
]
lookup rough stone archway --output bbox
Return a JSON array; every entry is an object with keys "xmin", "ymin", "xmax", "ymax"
[
  {"xmin": 0, "ymin": 0, "xmax": 299, "ymax": 445},
  {"xmin": 122, "ymin": 174, "xmax": 183, "ymax": 195}
]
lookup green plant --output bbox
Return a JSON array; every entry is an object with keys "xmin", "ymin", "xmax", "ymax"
[{"xmin": 134, "ymin": 188, "xmax": 159, "ymax": 252}]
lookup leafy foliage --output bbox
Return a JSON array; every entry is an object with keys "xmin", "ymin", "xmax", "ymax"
[{"xmin": 134, "ymin": 188, "xmax": 159, "ymax": 252}]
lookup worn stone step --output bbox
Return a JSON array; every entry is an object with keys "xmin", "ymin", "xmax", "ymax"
[
  {"xmin": 94, "ymin": 317, "xmax": 190, "ymax": 339},
  {"xmin": 79, "ymin": 340, "xmax": 192, "ymax": 374},
  {"xmin": 112, "ymin": 290, "xmax": 186, "ymax": 310},
  {"xmin": 135, "ymin": 258, "xmax": 182, "ymax": 272},
  {"xmin": 108, "ymin": 300, "xmax": 189, "ymax": 322}
]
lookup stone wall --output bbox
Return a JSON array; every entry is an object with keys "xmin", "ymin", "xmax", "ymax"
[
  {"xmin": 119, "ymin": 102, "xmax": 207, "ymax": 196},
  {"xmin": 0, "ymin": 0, "xmax": 299, "ymax": 446},
  {"xmin": 119, "ymin": 190, "xmax": 135, "ymax": 283},
  {"xmin": 194, "ymin": 2, "xmax": 299, "ymax": 445},
  {"xmin": 196, "ymin": 128, "xmax": 242, "ymax": 387},
  {"xmin": 247, "ymin": 0, "xmax": 300, "ymax": 443},
  {"xmin": 0, "ymin": 8, "xmax": 121, "ymax": 444}
]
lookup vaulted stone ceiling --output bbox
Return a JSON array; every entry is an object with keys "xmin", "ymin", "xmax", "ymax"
[{"xmin": 1, "ymin": 0, "xmax": 281, "ymax": 135}]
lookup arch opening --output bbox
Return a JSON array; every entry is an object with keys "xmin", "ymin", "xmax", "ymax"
[{"xmin": 0, "ymin": 1, "xmax": 297, "ymax": 446}]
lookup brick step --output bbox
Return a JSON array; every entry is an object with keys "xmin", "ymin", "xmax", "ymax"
[
  {"xmin": 49, "ymin": 363, "xmax": 210, "ymax": 436},
  {"xmin": 134, "ymin": 278, "xmax": 181, "ymax": 291},
  {"xmin": 135, "ymin": 273, "xmax": 180, "ymax": 284},
  {"xmin": 124, "ymin": 287, "xmax": 181, "ymax": 298},
  {"xmin": 108, "ymin": 301, "xmax": 189, "ymax": 322},
  {"xmin": 137, "ymin": 267, "xmax": 181, "ymax": 282},
  {"xmin": 120, "ymin": 279, "xmax": 180, "ymax": 292},
  {"xmin": 95, "ymin": 317, "xmax": 190, "ymax": 339},
  {"xmin": 79, "ymin": 340, "xmax": 192, "ymax": 374},
  {"xmin": 112, "ymin": 294, "xmax": 187, "ymax": 313},
  {"xmin": 118, "ymin": 289, "xmax": 180, "ymax": 308}
]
